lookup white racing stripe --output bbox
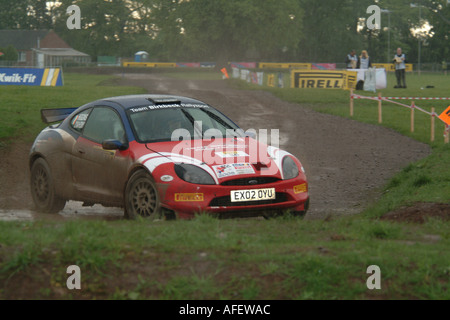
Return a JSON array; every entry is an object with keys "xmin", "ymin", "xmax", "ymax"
[
  {"xmin": 139, "ymin": 152, "xmax": 220, "ymax": 184},
  {"xmin": 267, "ymin": 146, "xmax": 292, "ymax": 179}
]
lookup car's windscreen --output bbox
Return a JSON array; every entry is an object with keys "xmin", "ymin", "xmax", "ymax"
[{"xmin": 127, "ymin": 106, "xmax": 244, "ymax": 143}]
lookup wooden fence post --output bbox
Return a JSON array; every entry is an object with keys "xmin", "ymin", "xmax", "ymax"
[
  {"xmin": 445, "ymin": 125, "xmax": 449, "ymax": 144},
  {"xmin": 378, "ymin": 93, "xmax": 382, "ymax": 124},
  {"xmin": 350, "ymin": 89, "xmax": 354, "ymax": 117},
  {"xmin": 410, "ymin": 101, "xmax": 415, "ymax": 133},
  {"xmin": 431, "ymin": 107, "xmax": 435, "ymax": 142}
]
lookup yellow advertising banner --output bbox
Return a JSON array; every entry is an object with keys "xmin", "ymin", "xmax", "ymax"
[
  {"xmin": 123, "ymin": 62, "xmax": 177, "ymax": 68},
  {"xmin": 259, "ymin": 62, "xmax": 311, "ymax": 70},
  {"xmin": 291, "ymin": 70, "xmax": 357, "ymax": 90},
  {"xmin": 267, "ymin": 74, "xmax": 275, "ymax": 87},
  {"xmin": 372, "ymin": 63, "xmax": 413, "ymax": 72}
]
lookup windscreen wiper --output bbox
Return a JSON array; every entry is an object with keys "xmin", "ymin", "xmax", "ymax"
[{"xmin": 180, "ymin": 109, "xmax": 203, "ymax": 138}]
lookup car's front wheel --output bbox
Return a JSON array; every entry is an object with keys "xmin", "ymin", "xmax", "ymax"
[
  {"xmin": 124, "ymin": 170, "xmax": 161, "ymax": 220},
  {"xmin": 30, "ymin": 158, "xmax": 66, "ymax": 213}
]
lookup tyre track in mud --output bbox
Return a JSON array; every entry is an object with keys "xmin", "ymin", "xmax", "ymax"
[{"xmin": 0, "ymin": 72, "xmax": 431, "ymax": 220}]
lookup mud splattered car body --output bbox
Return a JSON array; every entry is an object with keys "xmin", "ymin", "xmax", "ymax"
[{"xmin": 29, "ymin": 94, "xmax": 309, "ymax": 219}]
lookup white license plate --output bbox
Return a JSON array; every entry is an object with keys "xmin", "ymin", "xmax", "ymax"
[{"xmin": 230, "ymin": 188, "xmax": 276, "ymax": 203}]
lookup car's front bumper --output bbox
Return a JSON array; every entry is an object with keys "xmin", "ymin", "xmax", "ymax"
[{"xmin": 157, "ymin": 177, "xmax": 309, "ymax": 219}]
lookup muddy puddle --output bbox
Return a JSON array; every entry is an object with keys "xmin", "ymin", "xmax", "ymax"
[{"xmin": 0, "ymin": 201, "xmax": 124, "ymax": 222}]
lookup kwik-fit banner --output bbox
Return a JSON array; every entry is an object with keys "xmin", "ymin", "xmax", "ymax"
[{"xmin": 0, "ymin": 67, "xmax": 63, "ymax": 86}]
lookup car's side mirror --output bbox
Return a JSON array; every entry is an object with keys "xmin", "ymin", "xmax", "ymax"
[{"xmin": 102, "ymin": 139, "xmax": 128, "ymax": 151}]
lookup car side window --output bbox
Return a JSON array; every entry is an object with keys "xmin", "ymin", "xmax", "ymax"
[
  {"xmin": 82, "ymin": 107, "xmax": 126, "ymax": 143},
  {"xmin": 70, "ymin": 109, "xmax": 91, "ymax": 132}
]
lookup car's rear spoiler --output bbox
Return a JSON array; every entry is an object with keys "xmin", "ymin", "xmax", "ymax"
[{"xmin": 41, "ymin": 108, "xmax": 78, "ymax": 124}]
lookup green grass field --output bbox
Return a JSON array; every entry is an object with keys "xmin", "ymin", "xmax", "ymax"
[
  {"xmin": 0, "ymin": 71, "xmax": 448, "ymax": 300},
  {"xmin": 1, "ymin": 215, "xmax": 448, "ymax": 300}
]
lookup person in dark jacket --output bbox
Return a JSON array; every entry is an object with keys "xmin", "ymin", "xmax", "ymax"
[{"xmin": 346, "ymin": 50, "xmax": 358, "ymax": 69}]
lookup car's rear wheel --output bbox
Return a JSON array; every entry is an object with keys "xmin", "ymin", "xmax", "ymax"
[
  {"xmin": 30, "ymin": 158, "xmax": 66, "ymax": 213},
  {"xmin": 124, "ymin": 170, "xmax": 161, "ymax": 220}
]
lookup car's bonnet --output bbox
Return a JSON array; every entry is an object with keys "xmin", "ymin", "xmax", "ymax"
[{"xmin": 139, "ymin": 137, "xmax": 292, "ymax": 181}]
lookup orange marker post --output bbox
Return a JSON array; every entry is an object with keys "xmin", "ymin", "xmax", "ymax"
[
  {"xmin": 438, "ymin": 106, "xmax": 450, "ymax": 126},
  {"xmin": 438, "ymin": 106, "xmax": 450, "ymax": 144},
  {"xmin": 221, "ymin": 68, "xmax": 229, "ymax": 79}
]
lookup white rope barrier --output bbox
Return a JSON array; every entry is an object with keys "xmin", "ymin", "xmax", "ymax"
[{"xmin": 350, "ymin": 90, "xmax": 449, "ymax": 143}]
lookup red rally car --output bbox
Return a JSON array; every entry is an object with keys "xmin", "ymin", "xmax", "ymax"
[{"xmin": 30, "ymin": 94, "xmax": 309, "ymax": 219}]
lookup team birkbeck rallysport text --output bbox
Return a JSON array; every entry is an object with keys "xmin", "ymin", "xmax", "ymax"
[{"xmin": 179, "ymin": 304, "xmax": 271, "ymax": 317}]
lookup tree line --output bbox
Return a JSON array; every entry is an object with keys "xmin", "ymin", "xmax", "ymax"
[{"xmin": 0, "ymin": 0, "xmax": 448, "ymax": 65}]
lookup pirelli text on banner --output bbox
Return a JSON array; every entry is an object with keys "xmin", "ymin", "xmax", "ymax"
[{"xmin": 290, "ymin": 70, "xmax": 357, "ymax": 90}]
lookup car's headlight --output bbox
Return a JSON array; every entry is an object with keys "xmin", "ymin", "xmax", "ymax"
[
  {"xmin": 174, "ymin": 164, "xmax": 216, "ymax": 185},
  {"xmin": 282, "ymin": 156, "xmax": 299, "ymax": 180}
]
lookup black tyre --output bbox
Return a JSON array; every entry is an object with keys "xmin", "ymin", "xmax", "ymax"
[
  {"xmin": 30, "ymin": 158, "xmax": 66, "ymax": 213},
  {"xmin": 124, "ymin": 170, "xmax": 161, "ymax": 220}
]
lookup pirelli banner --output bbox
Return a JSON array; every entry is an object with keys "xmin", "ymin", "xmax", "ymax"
[
  {"xmin": 0, "ymin": 67, "xmax": 63, "ymax": 86},
  {"xmin": 291, "ymin": 70, "xmax": 358, "ymax": 90}
]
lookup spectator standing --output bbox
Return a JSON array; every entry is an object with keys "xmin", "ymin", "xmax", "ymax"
[
  {"xmin": 346, "ymin": 49, "xmax": 358, "ymax": 69},
  {"xmin": 357, "ymin": 50, "xmax": 372, "ymax": 69},
  {"xmin": 393, "ymin": 48, "xmax": 407, "ymax": 88}
]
